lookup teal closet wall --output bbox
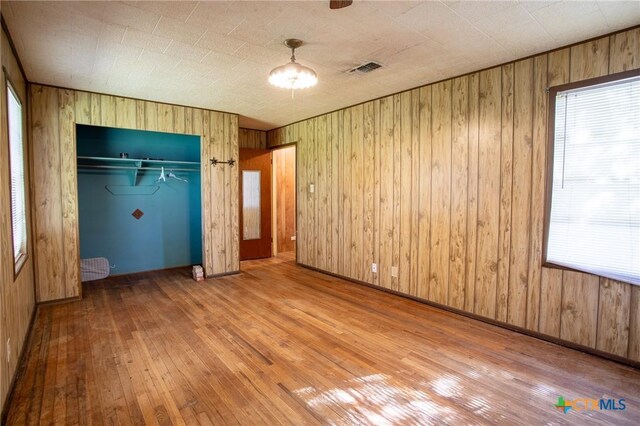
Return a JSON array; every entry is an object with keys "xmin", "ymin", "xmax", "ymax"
[{"xmin": 77, "ymin": 125, "xmax": 202, "ymax": 275}]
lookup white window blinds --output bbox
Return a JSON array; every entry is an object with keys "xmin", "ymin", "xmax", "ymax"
[
  {"xmin": 547, "ymin": 75, "xmax": 640, "ymax": 285},
  {"xmin": 7, "ymin": 82, "xmax": 27, "ymax": 269}
]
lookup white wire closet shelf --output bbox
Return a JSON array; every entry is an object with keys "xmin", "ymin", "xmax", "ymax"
[{"xmin": 77, "ymin": 156, "xmax": 200, "ymax": 186}]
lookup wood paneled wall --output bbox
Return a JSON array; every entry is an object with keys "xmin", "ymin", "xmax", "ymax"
[
  {"xmin": 268, "ymin": 27, "xmax": 640, "ymax": 362},
  {"xmin": 239, "ymin": 128, "xmax": 267, "ymax": 149},
  {"xmin": 1, "ymin": 25, "xmax": 36, "ymax": 413},
  {"xmin": 273, "ymin": 146, "xmax": 296, "ymax": 254},
  {"xmin": 30, "ymin": 85, "xmax": 239, "ymax": 302}
]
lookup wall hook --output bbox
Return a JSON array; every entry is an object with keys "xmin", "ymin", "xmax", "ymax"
[{"xmin": 210, "ymin": 158, "xmax": 235, "ymax": 167}]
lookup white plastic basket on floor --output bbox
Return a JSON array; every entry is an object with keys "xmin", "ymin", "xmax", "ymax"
[{"xmin": 80, "ymin": 257, "xmax": 111, "ymax": 282}]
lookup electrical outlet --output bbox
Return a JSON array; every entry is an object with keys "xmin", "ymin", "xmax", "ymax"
[
  {"xmin": 291, "ymin": 235, "xmax": 296, "ymax": 241},
  {"xmin": 309, "ymin": 183, "xmax": 315, "ymax": 193},
  {"xmin": 6, "ymin": 338, "xmax": 11, "ymax": 363},
  {"xmin": 391, "ymin": 266, "xmax": 398, "ymax": 278},
  {"xmin": 371, "ymin": 263, "xmax": 378, "ymax": 273}
]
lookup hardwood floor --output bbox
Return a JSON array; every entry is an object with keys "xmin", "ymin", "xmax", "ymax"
[{"xmin": 6, "ymin": 255, "xmax": 640, "ymax": 425}]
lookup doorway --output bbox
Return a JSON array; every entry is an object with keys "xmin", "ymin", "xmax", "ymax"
[
  {"xmin": 238, "ymin": 145, "xmax": 296, "ymax": 262},
  {"xmin": 272, "ymin": 145, "xmax": 296, "ymax": 257}
]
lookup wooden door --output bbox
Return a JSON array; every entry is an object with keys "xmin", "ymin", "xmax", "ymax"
[{"xmin": 239, "ymin": 149, "xmax": 272, "ymax": 260}]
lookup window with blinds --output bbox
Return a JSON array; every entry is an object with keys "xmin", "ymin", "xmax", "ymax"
[
  {"xmin": 7, "ymin": 81, "xmax": 28, "ymax": 273},
  {"xmin": 546, "ymin": 73, "xmax": 640, "ymax": 286}
]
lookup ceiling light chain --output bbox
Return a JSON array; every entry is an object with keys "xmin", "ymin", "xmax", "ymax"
[
  {"xmin": 289, "ymin": 39, "xmax": 295, "ymax": 100},
  {"xmin": 269, "ymin": 39, "xmax": 318, "ymax": 99}
]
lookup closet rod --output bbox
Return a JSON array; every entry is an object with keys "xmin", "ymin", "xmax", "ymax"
[{"xmin": 78, "ymin": 165, "xmax": 198, "ymax": 172}]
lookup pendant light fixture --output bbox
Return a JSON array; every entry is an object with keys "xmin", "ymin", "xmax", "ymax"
[{"xmin": 268, "ymin": 39, "xmax": 317, "ymax": 98}]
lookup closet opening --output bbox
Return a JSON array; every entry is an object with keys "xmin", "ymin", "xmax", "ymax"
[{"xmin": 76, "ymin": 125, "xmax": 202, "ymax": 278}]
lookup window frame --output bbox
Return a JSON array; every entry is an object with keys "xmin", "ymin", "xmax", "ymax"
[
  {"xmin": 5, "ymin": 70, "xmax": 28, "ymax": 278},
  {"xmin": 543, "ymin": 67, "xmax": 640, "ymax": 284}
]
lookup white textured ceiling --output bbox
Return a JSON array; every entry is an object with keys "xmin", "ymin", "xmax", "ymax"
[{"xmin": 3, "ymin": 1, "xmax": 639, "ymax": 130}]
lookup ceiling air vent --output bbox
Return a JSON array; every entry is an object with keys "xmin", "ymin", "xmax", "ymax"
[{"xmin": 348, "ymin": 61, "xmax": 383, "ymax": 75}]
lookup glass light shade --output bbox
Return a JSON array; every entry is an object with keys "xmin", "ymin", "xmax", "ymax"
[{"xmin": 269, "ymin": 62, "xmax": 318, "ymax": 89}]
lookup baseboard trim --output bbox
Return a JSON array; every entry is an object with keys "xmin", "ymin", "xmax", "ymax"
[
  {"xmin": 298, "ymin": 262, "xmax": 640, "ymax": 370},
  {"xmin": 37, "ymin": 295, "xmax": 81, "ymax": 306},
  {"xmin": 1, "ymin": 304, "xmax": 38, "ymax": 424},
  {"xmin": 206, "ymin": 270, "xmax": 240, "ymax": 279}
]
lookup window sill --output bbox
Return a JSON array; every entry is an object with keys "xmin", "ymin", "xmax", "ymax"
[{"xmin": 543, "ymin": 260, "xmax": 639, "ymax": 287}]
